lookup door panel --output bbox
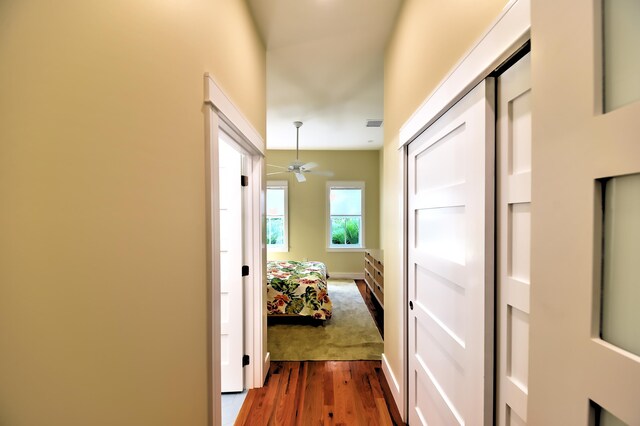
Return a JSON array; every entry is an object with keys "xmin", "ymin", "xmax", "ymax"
[
  {"xmin": 408, "ymin": 79, "xmax": 495, "ymax": 426},
  {"xmin": 529, "ymin": 1, "xmax": 640, "ymax": 423},
  {"xmin": 219, "ymin": 136, "xmax": 244, "ymax": 393},
  {"xmin": 496, "ymin": 52, "xmax": 531, "ymax": 426}
]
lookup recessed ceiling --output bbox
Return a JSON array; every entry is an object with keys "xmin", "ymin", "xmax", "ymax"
[{"xmin": 247, "ymin": 0, "xmax": 402, "ymax": 150}]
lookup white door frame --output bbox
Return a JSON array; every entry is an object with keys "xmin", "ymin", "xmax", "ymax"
[
  {"xmin": 392, "ymin": 0, "xmax": 531, "ymax": 420},
  {"xmin": 204, "ymin": 74, "xmax": 266, "ymax": 426}
]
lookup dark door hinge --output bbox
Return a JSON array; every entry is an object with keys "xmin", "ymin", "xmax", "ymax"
[
  {"xmin": 242, "ymin": 354, "xmax": 250, "ymax": 367},
  {"xmin": 240, "ymin": 175, "xmax": 249, "ymax": 187},
  {"xmin": 242, "ymin": 265, "xmax": 249, "ymax": 277}
]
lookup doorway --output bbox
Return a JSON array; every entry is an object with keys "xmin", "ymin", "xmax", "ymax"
[{"xmin": 204, "ymin": 73, "xmax": 267, "ymax": 426}]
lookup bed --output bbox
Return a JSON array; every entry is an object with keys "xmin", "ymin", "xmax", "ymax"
[{"xmin": 266, "ymin": 260, "xmax": 333, "ymax": 320}]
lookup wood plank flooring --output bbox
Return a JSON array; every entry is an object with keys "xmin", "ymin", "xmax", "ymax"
[{"xmin": 235, "ymin": 361, "xmax": 405, "ymax": 426}]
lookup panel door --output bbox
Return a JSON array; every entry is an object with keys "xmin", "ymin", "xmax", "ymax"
[
  {"xmin": 219, "ymin": 136, "xmax": 244, "ymax": 393},
  {"xmin": 407, "ymin": 80, "xmax": 495, "ymax": 426},
  {"xmin": 496, "ymin": 52, "xmax": 532, "ymax": 426},
  {"xmin": 528, "ymin": 1, "xmax": 640, "ymax": 424}
]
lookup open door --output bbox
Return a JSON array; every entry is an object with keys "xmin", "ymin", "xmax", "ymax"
[
  {"xmin": 219, "ymin": 135, "xmax": 244, "ymax": 393},
  {"xmin": 407, "ymin": 79, "xmax": 495, "ymax": 425}
]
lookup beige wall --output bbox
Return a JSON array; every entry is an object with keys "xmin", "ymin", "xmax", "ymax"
[
  {"xmin": 0, "ymin": 2, "xmax": 265, "ymax": 425},
  {"xmin": 266, "ymin": 150, "xmax": 380, "ymax": 274},
  {"xmin": 382, "ymin": 0, "xmax": 508, "ymax": 411}
]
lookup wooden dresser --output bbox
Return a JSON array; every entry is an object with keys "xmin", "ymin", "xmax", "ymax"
[{"xmin": 364, "ymin": 249, "xmax": 384, "ymax": 308}]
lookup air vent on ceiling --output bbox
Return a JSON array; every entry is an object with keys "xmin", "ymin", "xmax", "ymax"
[{"xmin": 366, "ymin": 119, "xmax": 383, "ymax": 128}]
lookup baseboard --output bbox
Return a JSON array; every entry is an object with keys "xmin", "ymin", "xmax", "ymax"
[
  {"xmin": 382, "ymin": 353, "xmax": 405, "ymax": 421},
  {"xmin": 329, "ymin": 272, "xmax": 365, "ymax": 280},
  {"xmin": 262, "ymin": 351, "xmax": 270, "ymax": 386}
]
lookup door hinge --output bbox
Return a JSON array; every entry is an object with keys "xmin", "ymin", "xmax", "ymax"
[
  {"xmin": 242, "ymin": 354, "xmax": 250, "ymax": 367},
  {"xmin": 240, "ymin": 175, "xmax": 249, "ymax": 187},
  {"xmin": 242, "ymin": 265, "xmax": 249, "ymax": 276}
]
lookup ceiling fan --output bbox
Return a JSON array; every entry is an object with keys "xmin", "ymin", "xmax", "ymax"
[{"xmin": 267, "ymin": 121, "xmax": 334, "ymax": 182}]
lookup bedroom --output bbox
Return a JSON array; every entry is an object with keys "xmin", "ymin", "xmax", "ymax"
[
  {"xmin": 266, "ymin": 149, "xmax": 380, "ymax": 279},
  {"xmin": 264, "ymin": 148, "xmax": 383, "ymax": 359}
]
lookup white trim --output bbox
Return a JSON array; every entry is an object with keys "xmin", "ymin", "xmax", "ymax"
[
  {"xmin": 205, "ymin": 105, "xmax": 222, "ymax": 426},
  {"xmin": 266, "ymin": 180, "xmax": 289, "ymax": 253},
  {"xmin": 204, "ymin": 74, "xmax": 266, "ymax": 426},
  {"xmin": 242, "ymin": 153, "xmax": 268, "ymax": 390},
  {"xmin": 326, "ymin": 248, "xmax": 366, "ymax": 253},
  {"xmin": 328, "ymin": 272, "xmax": 365, "ymax": 280},
  {"xmin": 382, "ymin": 353, "xmax": 404, "ymax": 420},
  {"xmin": 398, "ymin": 0, "xmax": 531, "ymax": 148},
  {"xmin": 252, "ymin": 156, "xmax": 268, "ymax": 388},
  {"xmin": 326, "ymin": 181, "xmax": 366, "ymax": 249},
  {"xmin": 263, "ymin": 351, "xmax": 271, "ymax": 382},
  {"xmin": 205, "ymin": 73, "xmax": 265, "ymax": 156},
  {"xmin": 400, "ymin": 146, "xmax": 408, "ymax": 422}
]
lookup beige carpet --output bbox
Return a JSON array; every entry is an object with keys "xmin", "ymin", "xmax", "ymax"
[{"xmin": 267, "ymin": 279, "xmax": 383, "ymax": 361}]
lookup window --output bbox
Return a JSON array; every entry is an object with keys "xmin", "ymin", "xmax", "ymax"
[
  {"xmin": 602, "ymin": 0, "xmax": 640, "ymax": 112},
  {"xmin": 266, "ymin": 181, "xmax": 288, "ymax": 252},
  {"xmin": 327, "ymin": 181, "xmax": 364, "ymax": 250},
  {"xmin": 598, "ymin": 173, "xmax": 640, "ymax": 357}
]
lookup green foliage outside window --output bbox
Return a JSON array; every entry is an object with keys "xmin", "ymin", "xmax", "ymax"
[
  {"xmin": 331, "ymin": 217, "xmax": 360, "ymax": 245},
  {"xmin": 267, "ymin": 217, "xmax": 284, "ymax": 245}
]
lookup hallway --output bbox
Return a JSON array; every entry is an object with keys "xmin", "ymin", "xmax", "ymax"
[{"xmin": 235, "ymin": 361, "xmax": 404, "ymax": 425}]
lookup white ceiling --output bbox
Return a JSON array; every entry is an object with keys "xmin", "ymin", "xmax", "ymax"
[{"xmin": 247, "ymin": 0, "xmax": 402, "ymax": 150}]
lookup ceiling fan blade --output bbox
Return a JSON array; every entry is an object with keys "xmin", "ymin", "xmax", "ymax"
[
  {"xmin": 267, "ymin": 171, "xmax": 287, "ymax": 176},
  {"xmin": 308, "ymin": 170, "xmax": 334, "ymax": 177},
  {"xmin": 300, "ymin": 162, "xmax": 318, "ymax": 170},
  {"xmin": 267, "ymin": 164, "xmax": 288, "ymax": 170},
  {"xmin": 295, "ymin": 172, "xmax": 306, "ymax": 182}
]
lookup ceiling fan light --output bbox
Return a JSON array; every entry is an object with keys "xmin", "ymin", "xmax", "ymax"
[{"xmin": 269, "ymin": 121, "xmax": 333, "ymax": 183}]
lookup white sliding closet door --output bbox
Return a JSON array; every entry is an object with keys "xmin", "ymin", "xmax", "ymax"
[
  {"xmin": 407, "ymin": 80, "xmax": 495, "ymax": 426},
  {"xmin": 496, "ymin": 52, "xmax": 532, "ymax": 426}
]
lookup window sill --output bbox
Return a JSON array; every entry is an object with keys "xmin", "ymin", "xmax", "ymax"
[
  {"xmin": 326, "ymin": 247, "xmax": 366, "ymax": 253},
  {"xmin": 267, "ymin": 247, "xmax": 289, "ymax": 253}
]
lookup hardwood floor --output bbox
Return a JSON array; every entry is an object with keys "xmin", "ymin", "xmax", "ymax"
[
  {"xmin": 236, "ymin": 280, "xmax": 397, "ymax": 425},
  {"xmin": 354, "ymin": 279, "xmax": 384, "ymax": 339},
  {"xmin": 235, "ymin": 361, "xmax": 405, "ymax": 425}
]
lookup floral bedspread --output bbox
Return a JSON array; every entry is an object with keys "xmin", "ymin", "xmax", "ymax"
[{"xmin": 266, "ymin": 260, "xmax": 333, "ymax": 320}]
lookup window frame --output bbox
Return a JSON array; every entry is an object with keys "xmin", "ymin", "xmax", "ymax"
[
  {"xmin": 326, "ymin": 181, "xmax": 365, "ymax": 251},
  {"xmin": 266, "ymin": 180, "xmax": 288, "ymax": 253}
]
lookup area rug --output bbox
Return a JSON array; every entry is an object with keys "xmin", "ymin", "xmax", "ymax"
[{"xmin": 267, "ymin": 279, "xmax": 383, "ymax": 361}]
